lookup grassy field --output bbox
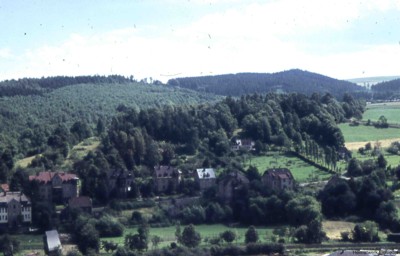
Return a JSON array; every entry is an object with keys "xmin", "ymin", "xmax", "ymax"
[
  {"xmin": 339, "ymin": 123, "xmax": 400, "ymax": 143},
  {"xmin": 100, "ymin": 224, "xmax": 280, "ymax": 248},
  {"xmin": 14, "ymin": 136, "xmax": 100, "ymax": 171},
  {"xmin": 363, "ymin": 102, "xmax": 400, "ymax": 124},
  {"xmin": 243, "ymin": 153, "xmax": 332, "ymax": 182}
]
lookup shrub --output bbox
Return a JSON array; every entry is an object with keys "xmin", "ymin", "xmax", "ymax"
[{"xmin": 246, "ymin": 243, "xmax": 285, "ymax": 255}]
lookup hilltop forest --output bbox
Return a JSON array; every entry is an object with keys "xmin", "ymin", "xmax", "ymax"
[
  {"xmin": 167, "ymin": 69, "xmax": 365, "ymax": 97},
  {"xmin": 0, "ymin": 76, "xmax": 220, "ymax": 158}
]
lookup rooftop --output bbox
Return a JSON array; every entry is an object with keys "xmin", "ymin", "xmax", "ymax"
[
  {"xmin": 196, "ymin": 168, "xmax": 216, "ymax": 179},
  {"xmin": 29, "ymin": 171, "xmax": 78, "ymax": 184}
]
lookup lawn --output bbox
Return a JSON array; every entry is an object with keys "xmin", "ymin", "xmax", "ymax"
[
  {"xmin": 363, "ymin": 102, "xmax": 400, "ymax": 124},
  {"xmin": 243, "ymin": 153, "xmax": 332, "ymax": 182},
  {"xmin": 100, "ymin": 224, "xmax": 280, "ymax": 248},
  {"xmin": 339, "ymin": 123, "xmax": 400, "ymax": 143}
]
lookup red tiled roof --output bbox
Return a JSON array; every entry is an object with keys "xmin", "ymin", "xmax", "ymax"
[
  {"xmin": 29, "ymin": 171, "xmax": 78, "ymax": 184},
  {"xmin": 264, "ymin": 168, "xmax": 294, "ymax": 180},
  {"xmin": 0, "ymin": 184, "xmax": 9, "ymax": 192}
]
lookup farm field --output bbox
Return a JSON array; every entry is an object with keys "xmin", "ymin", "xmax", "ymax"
[
  {"xmin": 339, "ymin": 123, "xmax": 400, "ymax": 144},
  {"xmin": 363, "ymin": 102, "xmax": 400, "ymax": 124},
  {"xmin": 243, "ymin": 153, "xmax": 332, "ymax": 182}
]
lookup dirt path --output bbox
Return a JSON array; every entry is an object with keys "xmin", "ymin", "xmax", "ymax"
[{"xmin": 345, "ymin": 138, "xmax": 400, "ymax": 150}]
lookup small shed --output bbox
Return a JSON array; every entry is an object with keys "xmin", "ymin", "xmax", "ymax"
[{"xmin": 44, "ymin": 230, "xmax": 62, "ymax": 255}]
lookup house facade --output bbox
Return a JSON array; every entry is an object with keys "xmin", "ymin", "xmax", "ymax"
[
  {"xmin": 153, "ymin": 165, "xmax": 181, "ymax": 193},
  {"xmin": 0, "ymin": 191, "xmax": 31, "ymax": 228},
  {"xmin": 194, "ymin": 168, "xmax": 216, "ymax": 190},
  {"xmin": 232, "ymin": 139, "xmax": 255, "ymax": 151},
  {"xmin": 217, "ymin": 171, "xmax": 249, "ymax": 202},
  {"xmin": 29, "ymin": 171, "xmax": 79, "ymax": 203},
  {"xmin": 107, "ymin": 169, "xmax": 135, "ymax": 198},
  {"xmin": 262, "ymin": 168, "xmax": 294, "ymax": 191}
]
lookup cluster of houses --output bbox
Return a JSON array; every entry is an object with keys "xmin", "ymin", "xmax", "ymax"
[
  {"xmin": 153, "ymin": 165, "xmax": 295, "ymax": 201},
  {"xmin": 0, "ymin": 165, "xmax": 296, "ymax": 228}
]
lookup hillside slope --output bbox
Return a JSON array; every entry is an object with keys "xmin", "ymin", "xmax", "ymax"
[
  {"xmin": 0, "ymin": 82, "xmax": 220, "ymax": 154},
  {"xmin": 168, "ymin": 69, "xmax": 365, "ymax": 97}
]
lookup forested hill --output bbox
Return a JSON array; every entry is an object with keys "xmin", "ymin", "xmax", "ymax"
[
  {"xmin": 0, "ymin": 81, "xmax": 220, "ymax": 157},
  {"xmin": 167, "ymin": 69, "xmax": 365, "ymax": 97},
  {"xmin": 0, "ymin": 75, "xmax": 136, "ymax": 97},
  {"xmin": 371, "ymin": 78, "xmax": 400, "ymax": 100}
]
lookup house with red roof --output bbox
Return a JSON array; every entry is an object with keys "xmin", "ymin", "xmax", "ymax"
[
  {"xmin": 29, "ymin": 171, "xmax": 79, "ymax": 204},
  {"xmin": 262, "ymin": 168, "xmax": 294, "ymax": 191}
]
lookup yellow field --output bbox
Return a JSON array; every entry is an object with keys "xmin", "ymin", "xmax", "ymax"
[{"xmin": 322, "ymin": 221, "xmax": 355, "ymax": 240}]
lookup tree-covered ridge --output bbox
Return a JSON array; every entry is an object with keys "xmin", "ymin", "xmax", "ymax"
[
  {"xmin": 86, "ymin": 92, "xmax": 363, "ymax": 176},
  {"xmin": 372, "ymin": 78, "xmax": 400, "ymax": 92},
  {"xmin": 0, "ymin": 75, "xmax": 133, "ymax": 97},
  {"xmin": 369, "ymin": 78, "xmax": 400, "ymax": 100},
  {"xmin": 168, "ymin": 69, "xmax": 365, "ymax": 97},
  {"xmin": 0, "ymin": 82, "xmax": 221, "ymax": 156}
]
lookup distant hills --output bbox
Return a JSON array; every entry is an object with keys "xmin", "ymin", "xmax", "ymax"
[
  {"xmin": 167, "ymin": 69, "xmax": 366, "ymax": 97},
  {"xmin": 347, "ymin": 76, "xmax": 400, "ymax": 88}
]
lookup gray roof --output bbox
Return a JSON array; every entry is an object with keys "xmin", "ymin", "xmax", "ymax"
[
  {"xmin": 0, "ymin": 191, "xmax": 31, "ymax": 205},
  {"xmin": 45, "ymin": 230, "xmax": 61, "ymax": 252},
  {"xmin": 196, "ymin": 168, "xmax": 216, "ymax": 179}
]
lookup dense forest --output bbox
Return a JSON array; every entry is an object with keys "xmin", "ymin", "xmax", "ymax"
[
  {"xmin": 0, "ymin": 78, "xmax": 220, "ymax": 158},
  {"xmin": 167, "ymin": 69, "xmax": 366, "ymax": 98},
  {"xmin": 371, "ymin": 78, "xmax": 400, "ymax": 100},
  {"xmin": 0, "ymin": 75, "xmax": 133, "ymax": 97}
]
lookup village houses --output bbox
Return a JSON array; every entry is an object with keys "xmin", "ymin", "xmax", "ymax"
[
  {"xmin": 29, "ymin": 171, "xmax": 79, "ymax": 204},
  {"xmin": 153, "ymin": 165, "xmax": 181, "ymax": 193},
  {"xmin": 194, "ymin": 168, "xmax": 216, "ymax": 190},
  {"xmin": 217, "ymin": 170, "xmax": 249, "ymax": 202},
  {"xmin": 262, "ymin": 168, "xmax": 294, "ymax": 191},
  {"xmin": 0, "ymin": 191, "xmax": 31, "ymax": 228}
]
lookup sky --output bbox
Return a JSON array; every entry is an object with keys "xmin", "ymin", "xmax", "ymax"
[{"xmin": 0, "ymin": 0, "xmax": 400, "ymax": 82}]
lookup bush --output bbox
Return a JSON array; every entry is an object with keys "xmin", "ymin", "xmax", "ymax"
[
  {"xmin": 95, "ymin": 215, "xmax": 124, "ymax": 237},
  {"xmin": 211, "ymin": 245, "xmax": 245, "ymax": 256},
  {"xmin": 352, "ymin": 221, "xmax": 380, "ymax": 242},
  {"xmin": 246, "ymin": 243, "xmax": 285, "ymax": 255}
]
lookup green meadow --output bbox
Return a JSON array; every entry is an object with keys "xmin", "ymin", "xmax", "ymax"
[
  {"xmin": 243, "ymin": 153, "xmax": 332, "ymax": 182},
  {"xmin": 338, "ymin": 123, "xmax": 400, "ymax": 143},
  {"xmin": 100, "ymin": 224, "xmax": 279, "ymax": 248},
  {"xmin": 363, "ymin": 102, "xmax": 400, "ymax": 124}
]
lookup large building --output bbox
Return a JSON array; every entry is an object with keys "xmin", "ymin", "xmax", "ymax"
[
  {"xmin": 0, "ymin": 191, "xmax": 31, "ymax": 228},
  {"xmin": 153, "ymin": 165, "xmax": 181, "ymax": 193},
  {"xmin": 194, "ymin": 168, "xmax": 216, "ymax": 191},
  {"xmin": 29, "ymin": 171, "xmax": 79, "ymax": 203},
  {"xmin": 262, "ymin": 168, "xmax": 294, "ymax": 191},
  {"xmin": 217, "ymin": 170, "xmax": 249, "ymax": 202}
]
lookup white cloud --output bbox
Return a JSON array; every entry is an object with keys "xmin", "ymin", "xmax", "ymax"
[
  {"xmin": 1, "ymin": 0, "xmax": 400, "ymax": 81},
  {"xmin": 0, "ymin": 48, "xmax": 12, "ymax": 59}
]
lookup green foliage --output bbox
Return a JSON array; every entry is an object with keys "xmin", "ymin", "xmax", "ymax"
[
  {"xmin": 125, "ymin": 223, "xmax": 150, "ymax": 251},
  {"xmin": 285, "ymin": 195, "xmax": 322, "ymax": 226},
  {"xmin": 168, "ymin": 69, "xmax": 363, "ymax": 98},
  {"xmin": 352, "ymin": 221, "xmax": 380, "ymax": 242},
  {"xmin": 179, "ymin": 224, "xmax": 202, "ymax": 248},
  {"xmin": 220, "ymin": 230, "xmax": 236, "ymax": 243},
  {"xmin": 0, "ymin": 235, "xmax": 20, "ymax": 255},
  {"xmin": 75, "ymin": 222, "xmax": 100, "ymax": 254},
  {"xmin": 95, "ymin": 215, "xmax": 124, "ymax": 237},
  {"xmin": 245, "ymin": 226, "xmax": 259, "ymax": 244}
]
